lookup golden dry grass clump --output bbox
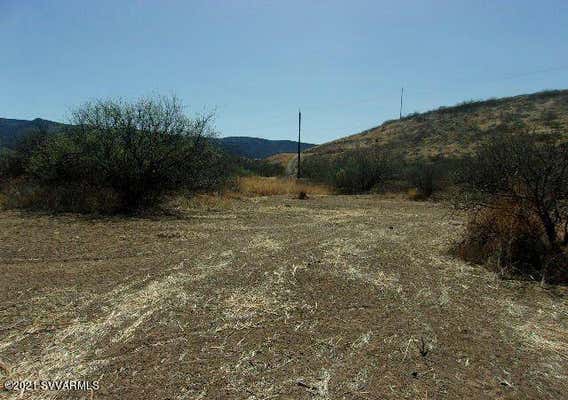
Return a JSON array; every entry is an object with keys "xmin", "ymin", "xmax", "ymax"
[
  {"xmin": 237, "ymin": 176, "xmax": 332, "ymax": 197},
  {"xmin": 407, "ymin": 188, "xmax": 428, "ymax": 201}
]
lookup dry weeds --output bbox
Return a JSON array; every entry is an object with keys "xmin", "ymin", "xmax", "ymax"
[
  {"xmin": 0, "ymin": 196, "xmax": 566, "ymax": 399},
  {"xmin": 237, "ymin": 176, "xmax": 332, "ymax": 197}
]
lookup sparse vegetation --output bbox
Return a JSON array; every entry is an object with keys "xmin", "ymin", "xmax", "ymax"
[
  {"xmin": 3, "ymin": 0, "xmax": 568, "ymax": 397},
  {"xmin": 236, "ymin": 176, "xmax": 332, "ymax": 197},
  {"xmin": 303, "ymin": 126, "xmax": 567, "ymax": 285},
  {"xmin": 305, "ymin": 89, "xmax": 568, "ymax": 160},
  {"xmin": 303, "ymin": 150, "xmax": 460, "ymax": 199},
  {"xmin": 303, "ymin": 148, "xmax": 399, "ymax": 194},
  {"xmin": 2, "ymin": 195, "xmax": 566, "ymax": 399},
  {"xmin": 1, "ymin": 92, "xmax": 567, "ymax": 400},
  {"xmin": 405, "ymin": 160, "xmax": 437, "ymax": 199},
  {"xmin": 457, "ymin": 132, "xmax": 568, "ymax": 284},
  {"xmin": 232, "ymin": 156, "xmax": 285, "ymax": 177}
]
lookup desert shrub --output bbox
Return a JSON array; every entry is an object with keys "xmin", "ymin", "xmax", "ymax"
[
  {"xmin": 0, "ymin": 128, "xmax": 50, "ymax": 179},
  {"xmin": 303, "ymin": 148, "xmax": 398, "ymax": 194},
  {"xmin": 405, "ymin": 160, "xmax": 436, "ymax": 199},
  {"xmin": 233, "ymin": 157, "xmax": 285, "ymax": 177},
  {"xmin": 433, "ymin": 98, "xmax": 501, "ymax": 115},
  {"xmin": 404, "ymin": 157, "xmax": 464, "ymax": 199},
  {"xmin": 456, "ymin": 200, "xmax": 549, "ymax": 279},
  {"xmin": 541, "ymin": 110, "xmax": 562, "ymax": 130},
  {"xmin": 0, "ymin": 148, "xmax": 19, "ymax": 180},
  {"xmin": 302, "ymin": 156, "xmax": 336, "ymax": 185},
  {"xmin": 457, "ymin": 132, "xmax": 568, "ymax": 284},
  {"xmin": 532, "ymin": 89, "xmax": 563, "ymax": 100},
  {"xmin": 16, "ymin": 95, "xmax": 230, "ymax": 212},
  {"xmin": 0, "ymin": 178, "xmax": 124, "ymax": 213}
]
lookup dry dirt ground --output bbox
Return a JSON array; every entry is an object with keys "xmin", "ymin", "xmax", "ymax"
[{"xmin": 0, "ymin": 196, "xmax": 567, "ymax": 399}]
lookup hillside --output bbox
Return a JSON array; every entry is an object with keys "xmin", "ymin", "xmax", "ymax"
[
  {"xmin": 0, "ymin": 118, "xmax": 313, "ymax": 159},
  {"xmin": 306, "ymin": 89, "xmax": 568, "ymax": 159},
  {"xmin": 264, "ymin": 152, "xmax": 296, "ymax": 167},
  {"xmin": 0, "ymin": 118, "xmax": 63, "ymax": 148},
  {"xmin": 213, "ymin": 137, "xmax": 314, "ymax": 159}
]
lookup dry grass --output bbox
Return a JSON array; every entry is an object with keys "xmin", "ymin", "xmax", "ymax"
[
  {"xmin": 0, "ymin": 196, "xmax": 566, "ymax": 399},
  {"xmin": 170, "ymin": 193, "xmax": 237, "ymax": 211},
  {"xmin": 306, "ymin": 89, "xmax": 568, "ymax": 160},
  {"xmin": 263, "ymin": 152, "xmax": 296, "ymax": 169},
  {"xmin": 167, "ymin": 176, "xmax": 332, "ymax": 211},
  {"xmin": 455, "ymin": 199, "xmax": 568, "ymax": 283},
  {"xmin": 407, "ymin": 188, "xmax": 428, "ymax": 201},
  {"xmin": 237, "ymin": 176, "xmax": 333, "ymax": 197},
  {"xmin": 0, "ymin": 179, "xmax": 124, "ymax": 214}
]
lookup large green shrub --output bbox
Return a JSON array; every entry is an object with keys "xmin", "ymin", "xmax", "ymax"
[
  {"xmin": 232, "ymin": 157, "xmax": 285, "ymax": 177},
  {"xmin": 0, "ymin": 127, "xmax": 51, "ymax": 180},
  {"xmin": 405, "ymin": 161, "xmax": 436, "ymax": 198},
  {"xmin": 11, "ymin": 95, "xmax": 230, "ymax": 212}
]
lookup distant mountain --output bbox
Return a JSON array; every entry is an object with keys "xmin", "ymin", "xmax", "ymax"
[
  {"xmin": 0, "ymin": 118, "xmax": 314, "ymax": 159},
  {"xmin": 0, "ymin": 118, "xmax": 64, "ymax": 148},
  {"xmin": 214, "ymin": 136, "xmax": 314, "ymax": 159}
]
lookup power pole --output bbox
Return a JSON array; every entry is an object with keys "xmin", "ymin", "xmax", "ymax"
[
  {"xmin": 297, "ymin": 108, "xmax": 301, "ymax": 179},
  {"xmin": 399, "ymin": 87, "xmax": 404, "ymax": 119}
]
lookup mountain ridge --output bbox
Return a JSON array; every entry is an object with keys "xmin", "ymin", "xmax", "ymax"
[{"xmin": 0, "ymin": 118, "xmax": 314, "ymax": 159}]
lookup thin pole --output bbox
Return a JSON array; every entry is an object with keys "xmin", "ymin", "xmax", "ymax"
[
  {"xmin": 399, "ymin": 87, "xmax": 404, "ymax": 119},
  {"xmin": 297, "ymin": 108, "xmax": 301, "ymax": 179}
]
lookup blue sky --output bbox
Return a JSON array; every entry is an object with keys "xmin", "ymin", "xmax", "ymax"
[{"xmin": 1, "ymin": 0, "xmax": 567, "ymax": 144}]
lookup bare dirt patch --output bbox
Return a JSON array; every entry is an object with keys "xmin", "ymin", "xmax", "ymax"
[{"xmin": 0, "ymin": 196, "xmax": 566, "ymax": 399}]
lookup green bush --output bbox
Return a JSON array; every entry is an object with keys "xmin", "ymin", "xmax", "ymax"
[
  {"xmin": 303, "ymin": 148, "xmax": 398, "ymax": 194},
  {"xmin": 233, "ymin": 157, "xmax": 285, "ymax": 177},
  {"xmin": 405, "ymin": 161, "xmax": 436, "ymax": 198},
  {"xmin": 3, "ymin": 95, "xmax": 232, "ymax": 213},
  {"xmin": 0, "ymin": 128, "xmax": 50, "ymax": 180}
]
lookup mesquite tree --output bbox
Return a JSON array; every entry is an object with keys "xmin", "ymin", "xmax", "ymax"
[{"xmin": 27, "ymin": 95, "xmax": 228, "ymax": 210}]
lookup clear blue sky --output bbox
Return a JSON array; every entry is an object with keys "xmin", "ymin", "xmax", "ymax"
[{"xmin": 2, "ymin": 0, "xmax": 567, "ymax": 144}]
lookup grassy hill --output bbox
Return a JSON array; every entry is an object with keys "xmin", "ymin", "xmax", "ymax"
[
  {"xmin": 305, "ymin": 89, "xmax": 568, "ymax": 160},
  {"xmin": 213, "ymin": 137, "xmax": 314, "ymax": 159},
  {"xmin": 264, "ymin": 152, "xmax": 296, "ymax": 165}
]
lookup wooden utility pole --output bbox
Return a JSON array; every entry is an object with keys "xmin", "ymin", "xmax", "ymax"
[
  {"xmin": 399, "ymin": 87, "xmax": 404, "ymax": 119},
  {"xmin": 297, "ymin": 108, "xmax": 301, "ymax": 179}
]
